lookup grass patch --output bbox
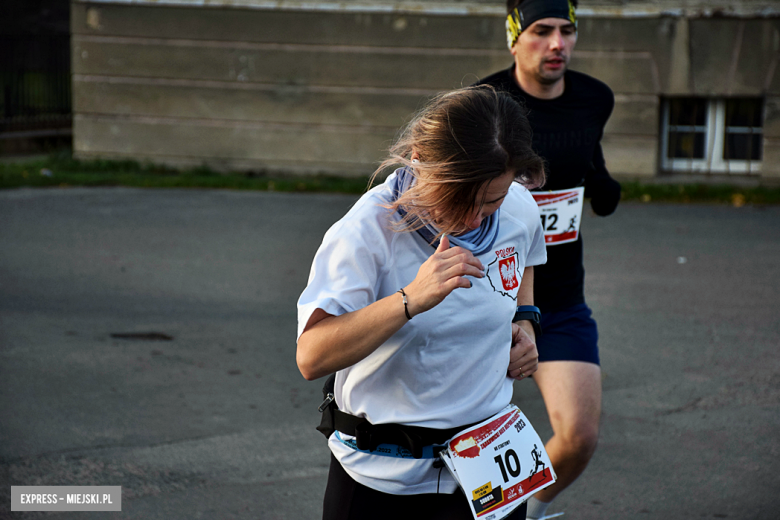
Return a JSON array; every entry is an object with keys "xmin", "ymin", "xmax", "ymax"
[
  {"xmin": 620, "ymin": 181, "xmax": 780, "ymax": 206},
  {"xmin": 0, "ymin": 154, "xmax": 371, "ymax": 194},
  {"xmin": 2, "ymin": 153, "xmax": 779, "ymax": 205}
]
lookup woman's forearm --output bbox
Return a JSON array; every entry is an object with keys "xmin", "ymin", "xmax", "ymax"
[
  {"xmin": 296, "ymin": 292, "xmax": 410, "ymax": 381},
  {"xmin": 297, "ymin": 236, "xmax": 485, "ymax": 380},
  {"xmin": 515, "ymin": 266, "xmax": 535, "ymax": 338}
]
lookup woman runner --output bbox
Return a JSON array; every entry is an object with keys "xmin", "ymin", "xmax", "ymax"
[{"xmin": 297, "ymin": 85, "xmax": 548, "ymax": 520}]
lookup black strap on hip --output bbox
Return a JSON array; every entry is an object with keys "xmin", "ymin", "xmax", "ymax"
[{"xmin": 316, "ymin": 374, "xmax": 479, "ymax": 459}]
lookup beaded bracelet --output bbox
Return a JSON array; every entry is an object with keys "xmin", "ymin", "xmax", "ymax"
[{"xmin": 397, "ymin": 288, "xmax": 412, "ymax": 320}]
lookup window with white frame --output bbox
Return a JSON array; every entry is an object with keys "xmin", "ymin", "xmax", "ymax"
[{"xmin": 661, "ymin": 97, "xmax": 764, "ymax": 174}]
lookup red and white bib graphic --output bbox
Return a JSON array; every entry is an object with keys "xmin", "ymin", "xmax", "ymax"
[
  {"xmin": 487, "ymin": 247, "xmax": 520, "ymax": 299},
  {"xmin": 532, "ymin": 187, "xmax": 584, "ymax": 246},
  {"xmin": 439, "ymin": 405, "xmax": 557, "ymax": 520}
]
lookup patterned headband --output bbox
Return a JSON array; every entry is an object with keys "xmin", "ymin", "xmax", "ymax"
[{"xmin": 506, "ymin": 0, "xmax": 577, "ymax": 50}]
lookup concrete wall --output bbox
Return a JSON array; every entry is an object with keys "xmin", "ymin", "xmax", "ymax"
[
  {"xmin": 71, "ymin": 1, "xmax": 780, "ymax": 180},
  {"xmin": 70, "ymin": 1, "xmax": 508, "ymax": 176},
  {"xmin": 574, "ymin": 14, "xmax": 780, "ymax": 179}
]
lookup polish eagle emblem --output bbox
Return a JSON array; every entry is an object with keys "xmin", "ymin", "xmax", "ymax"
[
  {"xmin": 486, "ymin": 251, "xmax": 521, "ymax": 299},
  {"xmin": 498, "ymin": 256, "xmax": 518, "ymax": 291}
]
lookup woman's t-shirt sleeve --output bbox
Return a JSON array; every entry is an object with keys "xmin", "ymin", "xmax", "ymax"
[
  {"xmin": 296, "ymin": 208, "xmax": 388, "ymax": 341},
  {"xmin": 526, "ymin": 204, "xmax": 547, "ymax": 267},
  {"xmin": 517, "ymin": 186, "xmax": 547, "ymax": 268}
]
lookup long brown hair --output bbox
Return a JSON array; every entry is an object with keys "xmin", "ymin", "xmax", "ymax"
[{"xmin": 371, "ymin": 85, "xmax": 545, "ymax": 237}]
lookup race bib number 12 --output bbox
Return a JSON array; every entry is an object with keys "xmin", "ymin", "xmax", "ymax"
[
  {"xmin": 532, "ymin": 187, "xmax": 584, "ymax": 246},
  {"xmin": 440, "ymin": 405, "xmax": 556, "ymax": 520}
]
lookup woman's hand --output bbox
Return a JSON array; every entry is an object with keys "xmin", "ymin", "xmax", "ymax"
[
  {"xmin": 508, "ymin": 321, "xmax": 538, "ymax": 380},
  {"xmin": 403, "ymin": 235, "xmax": 485, "ymax": 317}
]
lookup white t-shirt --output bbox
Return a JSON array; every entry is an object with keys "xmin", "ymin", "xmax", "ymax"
[{"xmin": 297, "ymin": 172, "xmax": 547, "ymax": 494}]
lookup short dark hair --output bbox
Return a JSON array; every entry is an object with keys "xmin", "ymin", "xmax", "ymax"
[
  {"xmin": 507, "ymin": 0, "xmax": 578, "ymax": 15},
  {"xmin": 373, "ymin": 85, "xmax": 545, "ymax": 237}
]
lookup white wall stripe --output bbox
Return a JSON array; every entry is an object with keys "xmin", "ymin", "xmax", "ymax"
[
  {"xmin": 73, "ymin": 74, "xmax": 442, "ymax": 96},
  {"xmin": 72, "ymin": 35, "xmax": 507, "ymax": 56},
  {"xmin": 74, "ymin": 113, "xmax": 398, "ymax": 133}
]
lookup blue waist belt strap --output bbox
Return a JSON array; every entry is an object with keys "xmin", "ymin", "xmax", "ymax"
[
  {"xmin": 334, "ymin": 431, "xmax": 446, "ymax": 459},
  {"xmin": 316, "ymin": 374, "xmax": 479, "ymax": 459}
]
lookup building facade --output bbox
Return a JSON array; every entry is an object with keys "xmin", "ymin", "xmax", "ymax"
[{"xmin": 70, "ymin": 0, "xmax": 780, "ymax": 182}]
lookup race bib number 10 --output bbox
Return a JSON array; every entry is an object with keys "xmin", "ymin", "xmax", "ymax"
[
  {"xmin": 532, "ymin": 187, "xmax": 584, "ymax": 246},
  {"xmin": 440, "ymin": 405, "xmax": 556, "ymax": 520}
]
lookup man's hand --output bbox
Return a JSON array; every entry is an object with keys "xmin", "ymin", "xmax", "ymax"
[{"xmin": 508, "ymin": 321, "xmax": 538, "ymax": 380}]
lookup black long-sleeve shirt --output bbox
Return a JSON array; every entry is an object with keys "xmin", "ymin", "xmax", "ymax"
[{"xmin": 478, "ymin": 66, "xmax": 621, "ymax": 312}]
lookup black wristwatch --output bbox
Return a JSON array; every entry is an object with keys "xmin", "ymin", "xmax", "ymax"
[{"xmin": 513, "ymin": 305, "xmax": 542, "ymax": 338}]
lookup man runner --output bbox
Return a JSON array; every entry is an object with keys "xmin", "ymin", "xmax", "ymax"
[{"xmin": 477, "ymin": 1, "xmax": 621, "ymax": 518}]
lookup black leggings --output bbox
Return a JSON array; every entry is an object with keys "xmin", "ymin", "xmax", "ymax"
[{"xmin": 323, "ymin": 454, "xmax": 528, "ymax": 520}]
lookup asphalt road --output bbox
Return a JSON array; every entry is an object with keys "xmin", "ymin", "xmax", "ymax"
[{"xmin": 1, "ymin": 187, "xmax": 778, "ymax": 519}]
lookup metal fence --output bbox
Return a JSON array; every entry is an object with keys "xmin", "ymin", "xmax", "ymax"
[{"xmin": 0, "ymin": 35, "xmax": 72, "ymax": 140}]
